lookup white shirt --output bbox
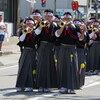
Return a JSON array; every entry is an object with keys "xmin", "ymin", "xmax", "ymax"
[
  {"xmin": 55, "ymin": 25, "xmax": 84, "ymax": 41},
  {"xmin": 0, "ymin": 21, "xmax": 5, "ymax": 35}
]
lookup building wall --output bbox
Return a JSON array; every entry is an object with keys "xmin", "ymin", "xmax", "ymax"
[
  {"xmin": 74, "ymin": 0, "xmax": 87, "ymax": 6},
  {"xmin": 19, "ymin": 0, "xmax": 73, "ymax": 18},
  {"xmin": 19, "ymin": 0, "xmax": 30, "ymax": 19},
  {"xmin": 19, "ymin": 0, "xmax": 100, "ymax": 20}
]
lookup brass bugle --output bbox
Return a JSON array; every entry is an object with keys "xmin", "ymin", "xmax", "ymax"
[
  {"xmin": 58, "ymin": 21, "xmax": 71, "ymax": 27},
  {"xmin": 58, "ymin": 21, "xmax": 66, "ymax": 27},
  {"xmin": 92, "ymin": 28, "xmax": 98, "ymax": 33},
  {"xmin": 87, "ymin": 25, "xmax": 93, "ymax": 30},
  {"xmin": 39, "ymin": 21, "xmax": 50, "ymax": 27},
  {"xmin": 33, "ymin": 20, "xmax": 38, "ymax": 28},
  {"xmin": 22, "ymin": 27, "xmax": 32, "ymax": 34}
]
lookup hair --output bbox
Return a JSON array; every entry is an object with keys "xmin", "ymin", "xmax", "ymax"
[
  {"xmin": 74, "ymin": 19, "xmax": 84, "ymax": 23},
  {"xmin": 74, "ymin": 19, "xmax": 81, "ymax": 22},
  {"xmin": 44, "ymin": 9, "xmax": 53, "ymax": 13},
  {"xmin": 0, "ymin": 15, "xmax": 2, "ymax": 17},
  {"xmin": 32, "ymin": 9, "xmax": 41, "ymax": 14},
  {"xmin": 90, "ymin": 17, "xmax": 96, "ymax": 20},
  {"xmin": 54, "ymin": 15, "xmax": 61, "ymax": 20},
  {"xmin": 63, "ymin": 12, "xmax": 72, "ymax": 16},
  {"xmin": 94, "ymin": 20, "xmax": 99, "ymax": 23}
]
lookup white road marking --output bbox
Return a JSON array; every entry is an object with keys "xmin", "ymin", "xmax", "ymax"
[
  {"xmin": 27, "ymin": 82, "xmax": 100, "ymax": 100},
  {"xmin": 0, "ymin": 90, "xmax": 16, "ymax": 95},
  {"xmin": 27, "ymin": 93, "xmax": 60, "ymax": 100},
  {"xmin": 27, "ymin": 97, "xmax": 44, "ymax": 100},
  {"xmin": 0, "ymin": 65, "xmax": 17, "ymax": 70},
  {"xmin": 83, "ymin": 81, "xmax": 100, "ymax": 89}
]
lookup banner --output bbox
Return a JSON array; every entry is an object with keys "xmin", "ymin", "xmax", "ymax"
[{"xmin": 26, "ymin": 0, "xmax": 36, "ymax": 4}]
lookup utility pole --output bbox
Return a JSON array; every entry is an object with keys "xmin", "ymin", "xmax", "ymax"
[
  {"xmin": 94, "ymin": 0, "xmax": 98, "ymax": 20},
  {"xmin": 54, "ymin": 0, "xmax": 56, "ymax": 15}
]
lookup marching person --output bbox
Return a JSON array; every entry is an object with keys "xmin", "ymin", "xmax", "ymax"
[
  {"xmin": 31, "ymin": 9, "xmax": 43, "ymax": 48},
  {"xmin": 94, "ymin": 22, "xmax": 100, "ymax": 73},
  {"xmin": 53, "ymin": 15, "xmax": 61, "ymax": 69},
  {"xmin": 86, "ymin": 21, "xmax": 98, "ymax": 74},
  {"xmin": 34, "ymin": 9, "xmax": 58, "ymax": 93},
  {"xmin": 0, "ymin": 15, "xmax": 6, "ymax": 54},
  {"xmin": 16, "ymin": 18, "xmax": 37, "ymax": 92},
  {"xmin": 74, "ymin": 19, "xmax": 89, "ymax": 88},
  {"xmin": 31, "ymin": 9, "xmax": 42, "ymax": 24},
  {"xmin": 55, "ymin": 12, "xmax": 85, "ymax": 94},
  {"xmin": 89, "ymin": 21, "xmax": 100, "ymax": 74}
]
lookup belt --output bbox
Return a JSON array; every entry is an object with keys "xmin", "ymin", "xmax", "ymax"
[
  {"xmin": 41, "ymin": 41, "xmax": 48, "ymax": 43},
  {"xmin": 61, "ymin": 43, "xmax": 75, "ymax": 46},
  {"xmin": 24, "ymin": 47, "xmax": 33, "ymax": 49}
]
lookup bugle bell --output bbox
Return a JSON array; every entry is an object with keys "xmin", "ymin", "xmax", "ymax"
[{"xmin": 39, "ymin": 21, "xmax": 50, "ymax": 27}]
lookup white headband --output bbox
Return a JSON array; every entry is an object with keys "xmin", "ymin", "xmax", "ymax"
[
  {"xmin": 64, "ymin": 14, "xmax": 72, "ymax": 19},
  {"xmin": 45, "ymin": 12, "xmax": 53, "ymax": 16},
  {"xmin": 26, "ymin": 20, "xmax": 34, "ymax": 24},
  {"xmin": 54, "ymin": 17, "xmax": 60, "ymax": 22},
  {"xmin": 93, "ymin": 22, "xmax": 99, "ymax": 26},
  {"xmin": 32, "ymin": 13, "xmax": 42, "ymax": 17},
  {"xmin": 73, "ymin": 21, "xmax": 81, "ymax": 25}
]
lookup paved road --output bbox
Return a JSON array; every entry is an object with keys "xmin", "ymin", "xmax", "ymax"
[
  {"xmin": 0, "ymin": 36, "xmax": 100, "ymax": 100},
  {"xmin": 0, "ymin": 65, "xmax": 100, "ymax": 100}
]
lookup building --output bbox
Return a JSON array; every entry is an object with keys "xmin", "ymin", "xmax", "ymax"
[
  {"xmin": 87, "ymin": 0, "xmax": 100, "ymax": 19},
  {"xmin": 0, "ymin": 0, "xmax": 18, "ymax": 36},
  {"xmin": 19, "ymin": 0, "xmax": 73, "ymax": 18}
]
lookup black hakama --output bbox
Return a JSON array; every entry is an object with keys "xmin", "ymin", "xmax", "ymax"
[
  {"xmin": 77, "ymin": 48, "xmax": 86, "ymax": 87},
  {"xmin": 16, "ymin": 48, "xmax": 36, "ymax": 88},
  {"xmin": 36, "ymin": 41, "xmax": 57, "ymax": 88},
  {"xmin": 57, "ymin": 44, "xmax": 79, "ymax": 90}
]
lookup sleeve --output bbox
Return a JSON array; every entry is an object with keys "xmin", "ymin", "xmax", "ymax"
[
  {"xmin": 55, "ymin": 30, "xmax": 60, "ymax": 37},
  {"xmin": 89, "ymin": 32, "xmax": 95, "ymax": 39},
  {"xmin": 19, "ymin": 34, "xmax": 26, "ymax": 42},
  {"xmin": 34, "ymin": 28, "xmax": 41, "ymax": 35},
  {"xmin": 77, "ymin": 32, "xmax": 84, "ymax": 41},
  {"xmin": 53, "ymin": 23, "xmax": 61, "ymax": 37},
  {"xmin": 88, "ymin": 40, "xmax": 94, "ymax": 45}
]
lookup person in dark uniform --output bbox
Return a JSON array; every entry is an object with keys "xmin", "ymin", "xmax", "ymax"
[
  {"xmin": 74, "ymin": 19, "xmax": 89, "ymax": 88},
  {"xmin": 16, "ymin": 18, "xmax": 37, "ymax": 92},
  {"xmin": 86, "ymin": 21, "xmax": 98, "ymax": 75},
  {"xmin": 31, "ymin": 9, "xmax": 43, "ymax": 48},
  {"xmin": 55, "ymin": 12, "xmax": 85, "ymax": 94},
  {"xmin": 53, "ymin": 15, "xmax": 61, "ymax": 70},
  {"xmin": 34, "ymin": 9, "xmax": 58, "ymax": 93},
  {"xmin": 90, "ymin": 21, "xmax": 100, "ymax": 74}
]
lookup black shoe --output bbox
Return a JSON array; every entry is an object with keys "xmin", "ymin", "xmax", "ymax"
[
  {"xmin": 38, "ymin": 88, "xmax": 44, "ymax": 93},
  {"xmin": 44, "ymin": 88, "xmax": 50, "ymax": 93},
  {"xmin": 59, "ymin": 88, "xmax": 68, "ymax": 94},
  {"xmin": 93, "ymin": 70, "xmax": 98, "ymax": 75},
  {"xmin": 16, "ymin": 88, "xmax": 25, "ymax": 92},
  {"xmin": 24, "ymin": 88, "xmax": 33, "ymax": 92}
]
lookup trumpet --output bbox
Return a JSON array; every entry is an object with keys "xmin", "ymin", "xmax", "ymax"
[
  {"xmin": 58, "ymin": 21, "xmax": 71, "ymax": 27},
  {"xmin": 33, "ymin": 20, "xmax": 38, "ymax": 28},
  {"xmin": 87, "ymin": 25, "xmax": 93, "ymax": 30},
  {"xmin": 39, "ymin": 21, "xmax": 50, "ymax": 27},
  {"xmin": 22, "ymin": 27, "xmax": 33, "ymax": 34},
  {"xmin": 58, "ymin": 21, "xmax": 66, "ymax": 27},
  {"xmin": 92, "ymin": 28, "xmax": 99, "ymax": 33}
]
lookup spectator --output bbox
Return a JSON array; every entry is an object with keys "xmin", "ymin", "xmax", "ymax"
[{"xmin": 0, "ymin": 15, "xmax": 6, "ymax": 54}]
